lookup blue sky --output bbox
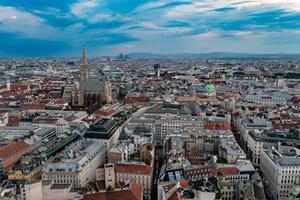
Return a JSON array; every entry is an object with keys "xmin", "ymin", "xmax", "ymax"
[{"xmin": 1, "ymin": 0, "xmax": 300, "ymax": 56}]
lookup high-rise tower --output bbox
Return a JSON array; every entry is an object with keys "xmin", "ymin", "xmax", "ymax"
[{"xmin": 81, "ymin": 45, "xmax": 88, "ymax": 82}]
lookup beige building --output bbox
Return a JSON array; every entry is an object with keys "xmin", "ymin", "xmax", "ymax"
[
  {"xmin": 20, "ymin": 180, "xmax": 82, "ymax": 200},
  {"xmin": 261, "ymin": 145, "xmax": 300, "ymax": 200},
  {"xmin": 42, "ymin": 141, "xmax": 106, "ymax": 187},
  {"xmin": 104, "ymin": 163, "xmax": 115, "ymax": 190},
  {"xmin": 247, "ymin": 131, "xmax": 265, "ymax": 166}
]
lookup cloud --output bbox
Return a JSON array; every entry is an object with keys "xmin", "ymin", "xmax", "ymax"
[
  {"xmin": 88, "ymin": 14, "xmax": 115, "ymax": 24},
  {"xmin": 195, "ymin": 31, "xmax": 218, "ymax": 39},
  {"xmin": 135, "ymin": 0, "xmax": 192, "ymax": 12},
  {"xmin": 1, "ymin": 0, "xmax": 300, "ymax": 56},
  {"xmin": 140, "ymin": 22, "xmax": 162, "ymax": 31},
  {"xmin": 0, "ymin": 6, "xmax": 59, "ymax": 39},
  {"xmin": 70, "ymin": 0, "xmax": 99, "ymax": 17},
  {"xmin": 231, "ymin": 31, "xmax": 253, "ymax": 37}
]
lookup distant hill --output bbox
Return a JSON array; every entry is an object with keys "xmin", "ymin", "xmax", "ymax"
[{"xmin": 127, "ymin": 52, "xmax": 300, "ymax": 59}]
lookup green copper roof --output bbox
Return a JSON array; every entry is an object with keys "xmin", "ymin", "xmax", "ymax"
[
  {"xmin": 291, "ymin": 184, "xmax": 300, "ymax": 195},
  {"xmin": 204, "ymin": 84, "xmax": 216, "ymax": 93}
]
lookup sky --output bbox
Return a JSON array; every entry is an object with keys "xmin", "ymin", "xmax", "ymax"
[{"xmin": 1, "ymin": 0, "xmax": 300, "ymax": 57}]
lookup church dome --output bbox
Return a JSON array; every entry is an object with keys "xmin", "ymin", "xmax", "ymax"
[{"xmin": 204, "ymin": 84, "xmax": 216, "ymax": 94}]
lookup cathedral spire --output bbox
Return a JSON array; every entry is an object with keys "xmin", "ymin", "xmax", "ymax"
[{"xmin": 81, "ymin": 45, "xmax": 88, "ymax": 81}]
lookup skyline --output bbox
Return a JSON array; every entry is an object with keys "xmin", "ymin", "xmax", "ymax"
[{"xmin": 1, "ymin": 0, "xmax": 300, "ymax": 56}]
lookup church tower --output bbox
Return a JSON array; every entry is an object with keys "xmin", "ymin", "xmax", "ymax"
[
  {"xmin": 104, "ymin": 163, "xmax": 115, "ymax": 190},
  {"xmin": 81, "ymin": 45, "xmax": 88, "ymax": 82},
  {"xmin": 6, "ymin": 76, "xmax": 11, "ymax": 91}
]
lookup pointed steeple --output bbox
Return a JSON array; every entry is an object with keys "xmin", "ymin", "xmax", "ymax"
[
  {"xmin": 81, "ymin": 45, "xmax": 88, "ymax": 82},
  {"xmin": 6, "ymin": 76, "xmax": 10, "ymax": 91}
]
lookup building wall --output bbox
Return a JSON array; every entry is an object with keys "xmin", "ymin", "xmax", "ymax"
[
  {"xmin": 107, "ymin": 151, "xmax": 122, "ymax": 165},
  {"xmin": 154, "ymin": 119, "xmax": 203, "ymax": 146},
  {"xmin": 96, "ymin": 167, "xmax": 105, "ymax": 181},
  {"xmin": 185, "ymin": 167, "xmax": 215, "ymax": 180},
  {"xmin": 203, "ymin": 121, "xmax": 231, "ymax": 130},
  {"xmin": 247, "ymin": 135, "xmax": 263, "ymax": 166},
  {"xmin": 42, "ymin": 187, "xmax": 78, "ymax": 200},
  {"xmin": 218, "ymin": 146, "xmax": 241, "ymax": 164},
  {"xmin": 8, "ymin": 166, "xmax": 41, "ymax": 181},
  {"xmin": 21, "ymin": 181, "xmax": 43, "ymax": 200},
  {"xmin": 104, "ymin": 163, "xmax": 115, "ymax": 189},
  {"xmin": 42, "ymin": 148, "xmax": 106, "ymax": 187},
  {"xmin": 260, "ymin": 151, "xmax": 297, "ymax": 200},
  {"xmin": 185, "ymin": 137, "xmax": 218, "ymax": 155}
]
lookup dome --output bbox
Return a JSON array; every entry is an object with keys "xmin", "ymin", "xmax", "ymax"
[
  {"xmin": 204, "ymin": 84, "xmax": 216, "ymax": 94},
  {"xmin": 291, "ymin": 184, "xmax": 300, "ymax": 195}
]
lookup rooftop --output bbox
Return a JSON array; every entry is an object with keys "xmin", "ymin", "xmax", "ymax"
[
  {"xmin": 145, "ymin": 103, "xmax": 192, "ymax": 115},
  {"xmin": 84, "ymin": 118, "xmax": 119, "ymax": 140},
  {"xmin": 43, "ymin": 140, "xmax": 105, "ymax": 172},
  {"xmin": 266, "ymin": 146, "xmax": 300, "ymax": 166},
  {"xmin": 83, "ymin": 183, "xmax": 142, "ymax": 200},
  {"xmin": 219, "ymin": 137, "xmax": 246, "ymax": 157},
  {"xmin": 0, "ymin": 141, "xmax": 30, "ymax": 160},
  {"xmin": 80, "ymin": 79, "xmax": 106, "ymax": 91},
  {"xmin": 117, "ymin": 162, "xmax": 152, "ymax": 175}
]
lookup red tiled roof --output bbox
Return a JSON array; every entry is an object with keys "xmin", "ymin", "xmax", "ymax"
[
  {"xmin": 123, "ymin": 96, "xmax": 149, "ymax": 104},
  {"xmin": 116, "ymin": 163, "xmax": 152, "ymax": 175},
  {"xmin": 83, "ymin": 183, "xmax": 143, "ymax": 200},
  {"xmin": 0, "ymin": 141, "xmax": 30, "ymax": 160},
  {"xmin": 216, "ymin": 167, "xmax": 239, "ymax": 176},
  {"xmin": 10, "ymin": 84, "xmax": 28, "ymax": 91},
  {"xmin": 21, "ymin": 103, "xmax": 46, "ymax": 110},
  {"xmin": 51, "ymin": 99, "xmax": 67, "ymax": 105},
  {"xmin": 168, "ymin": 191, "xmax": 181, "ymax": 200},
  {"xmin": 179, "ymin": 180, "xmax": 189, "ymax": 188},
  {"xmin": 129, "ymin": 183, "xmax": 143, "ymax": 200}
]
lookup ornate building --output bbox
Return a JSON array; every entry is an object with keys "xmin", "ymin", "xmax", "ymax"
[
  {"xmin": 203, "ymin": 83, "xmax": 216, "ymax": 97},
  {"xmin": 64, "ymin": 46, "xmax": 112, "ymax": 107},
  {"xmin": 81, "ymin": 45, "xmax": 88, "ymax": 82}
]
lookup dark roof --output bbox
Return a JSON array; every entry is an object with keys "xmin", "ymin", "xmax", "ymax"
[
  {"xmin": 80, "ymin": 79, "xmax": 106, "ymax": 91},
  {"xmin": 20, "ymin": 118, "xmax": 34, "ymax": 122},
  {"xmin": 146, "ymin": 103, "xmax": 191, "ymax": 115},
  {"xmin": 84, "ymin": 118, "xmax": 119, "ymax": 139},
  {"xmin": 50, "ymin": 184, "xmax": 70, "ymax": 189}
]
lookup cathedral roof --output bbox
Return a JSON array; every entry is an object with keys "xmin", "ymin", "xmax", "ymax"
[{"xmin": 79, "ymin": 79, "xmax": 106, "ymax": 91}]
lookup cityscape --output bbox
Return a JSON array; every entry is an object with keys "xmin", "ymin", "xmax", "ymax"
[{"xmin": 1, "ymin": 1, "xmax": 300, "ymax": 200}]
